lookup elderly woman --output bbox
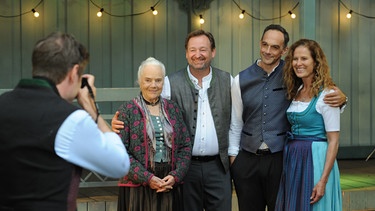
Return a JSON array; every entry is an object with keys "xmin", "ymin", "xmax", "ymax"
[
  {"xmin": 275, "ymin": 39, "xmax": 342, "ymax": 210},
  {"xmin": 114, "ymin": 57, "xmax": 192, "ymax": 211}
]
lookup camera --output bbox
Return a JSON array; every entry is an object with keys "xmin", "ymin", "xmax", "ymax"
[
  {"xmin": 81, "ymin": 77, "xmax": 89, "ymax": 89},
  {"xmin": 81, "ymin": 77, "xmax": 95, "ymax": 99}
]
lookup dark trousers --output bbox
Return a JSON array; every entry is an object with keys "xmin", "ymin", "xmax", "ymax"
[
  {"xmin": 183, "ymin": 156, "xmax": 232, "ymax": 211},
  {"xmin": 231, "ymin": 150, "xmax": 283, "ymax": 211}
]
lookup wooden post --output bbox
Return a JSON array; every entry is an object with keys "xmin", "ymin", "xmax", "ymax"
[{"xmin": 299, "ymin": 0, "xmax": 316, "ymax": 39}]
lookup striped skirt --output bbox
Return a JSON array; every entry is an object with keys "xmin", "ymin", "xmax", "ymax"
[{"xmin": 117, "ymin": 162, "xmax": 183, "ymax": 211}]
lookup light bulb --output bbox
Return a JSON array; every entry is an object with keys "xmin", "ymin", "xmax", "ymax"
[
  {"xmin": 288, "ymin": 11, "xmax": 296, "ymax": 19},
  {"xmin": 151, "ymin": 7, "xmax": 158, "ymax": 15},
  {"xmin": 346, "ymin": 10, "xmax": 352, "ymax": 19},
  {"xmin": 199, "ymin": 15, "xmax": 205, "ymax": 24},
  {"xmin": 239, "ymin": 10, "xmax": 245, "ymax": 19},
  {"xmin": 97, "ymin": 8, "xmax": 104, "ymax": 17},
  {"xmin": 32, "ymin": 9, "xmax": 39, "ymax": 17}
]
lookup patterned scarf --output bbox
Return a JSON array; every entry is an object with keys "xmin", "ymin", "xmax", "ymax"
[{"xmin": 135, "ymin": 94, "xmax": 173, "ymax": 170}]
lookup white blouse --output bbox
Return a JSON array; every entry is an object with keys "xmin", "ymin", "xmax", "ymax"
[{"xmin": 287, "ymin": 89, "xmax": 340, "ymax": 132}]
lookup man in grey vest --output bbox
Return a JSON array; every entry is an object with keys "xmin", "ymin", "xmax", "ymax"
[
  {"xmin": 229, "ymin": 24, "xmax": 347, "ymax": 211},
  {"xmin": 163, "ymin": 30, "xmax": 232, "ymax": 211}
]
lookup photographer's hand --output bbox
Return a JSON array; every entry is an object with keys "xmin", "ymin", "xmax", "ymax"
[
  {"xmin": 77, "ymin": 74, "xmax": 111, "ymax": 133},
  {"xmin": 77, "ymin": 74, "xmax": 97, "ymax": 115}
]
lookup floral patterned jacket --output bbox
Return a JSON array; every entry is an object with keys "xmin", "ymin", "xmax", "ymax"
[{"xmin": 117, "ymin": 97, "xmax": 192, "ymax": 187}]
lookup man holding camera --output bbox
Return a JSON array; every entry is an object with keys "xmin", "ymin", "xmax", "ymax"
[{"xmin": 0, "ymin": 32, "xmax": 130, "ymax": 211}]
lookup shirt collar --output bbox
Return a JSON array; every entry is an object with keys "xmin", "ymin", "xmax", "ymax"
[
  {"xmin": 256, "ymin": 59, "xmax": 281, "ymax": 76},
  {"xmin": 186, "ymin": 66, "xmax": 212, "ymax": 89}
]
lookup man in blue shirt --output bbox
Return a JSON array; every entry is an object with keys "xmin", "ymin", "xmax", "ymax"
[{"xmin": 0, "ymin": 32, "xmax": 130, "ymax": 211}]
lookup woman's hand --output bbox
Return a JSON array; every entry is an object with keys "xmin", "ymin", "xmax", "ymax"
[
  {"xmin": 111, "ymin": 111, "xmax": 124, "ymax": 133},
  {"xmin": 310, "ymin": 180, "xmax": 326, "ymax": 204},
  {"xmin": 149, "ymin": 175, "xmax": 164, "ymax": 190},
  {"xmin": 149, "ymin": 175, "xmax": 174, "ymax": 193},
  {"xmin": 156, "ymin": 175, "xmax": 175, "ymax": 193}
]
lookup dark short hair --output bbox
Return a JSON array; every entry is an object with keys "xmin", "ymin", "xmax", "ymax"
[
  {"xmin": 184, "ymin": 29, "xmax": 216, "ymax": 50},
  {"xmin": 32, "ymin": 32, "xmax": 89, "ymax": 84},
  {"xmin": 261, "ymin": 24, "xmax": 290, "ymax": 48}
]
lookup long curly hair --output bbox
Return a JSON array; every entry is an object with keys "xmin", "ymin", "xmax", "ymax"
[{"xmin": 283, "ymin": 39, "xmax": 335, "ymax": 100}]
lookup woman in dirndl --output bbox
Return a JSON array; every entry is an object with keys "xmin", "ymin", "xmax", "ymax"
[{"xmin": 275, "ymin": 39, "xmax": 342, "ymax": 211}]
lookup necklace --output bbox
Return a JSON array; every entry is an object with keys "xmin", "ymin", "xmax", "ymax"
[
  {"xmin": 143, "ymin": 96, "xmax": 160, "ymax": 106},
  {"xmin": 298, "ymin": 87, "xmax": 311, "ymax": 102}
]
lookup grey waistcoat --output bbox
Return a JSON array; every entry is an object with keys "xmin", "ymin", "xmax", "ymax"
[
  {"xmin": 168, "ymin": 67, "xmax": 231, "ymax": 172},
  {"xmin": 239, "ymin": 60, "xmax": 290, "ymax": 153}
]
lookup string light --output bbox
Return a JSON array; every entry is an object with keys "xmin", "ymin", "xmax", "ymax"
[
  {"xmin": 88, "ymin": 0, "xmax": 161, "ymax": 17},
  {"xmin": 1, "ymin": 0, "xmax": 374, "ymax": 21},
  {"xmin": 239, "ymin": 10, "xmax": 245, "ymax": 19},
  {"xmin": 97, "ymin": 8, "xmax": 103, "ymax": 17},
  {"xmin": 199, "ymin": 15, "xmax": 205, "ymax": 24},
  {"xmin": 346, "ymin": 10, "xmax": 352, "ymax": 19},
  {"xmin": 151, "ymin": 7, "xmax": 158, "ymax": 15},
  {"xmin": 232, "ymin": 0, "xmax": 300, "ymax": 21},
  {"xmin": 339, "ymin": 0, "xmax": 375, "ymax": 19},
  {"xmin": 288, "ymin": 11, "xmax": 296, "ymax": 19},
  {"xmin": 31, "ymin": 9, "xmax": 40, "ymax": 18},
  {"xmin": 0, "ymin": 0, "xmax": 43, "ymax": 18}
]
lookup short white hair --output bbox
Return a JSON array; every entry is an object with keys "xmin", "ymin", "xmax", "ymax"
[{"xmin": 137, "ymin": 57, "xmax": 166, "ymax": 81}]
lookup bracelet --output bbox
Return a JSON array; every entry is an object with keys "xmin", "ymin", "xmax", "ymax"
[
  {"xmin": 95, "ymin": 113, "xmax": 100, "ymax": 123},
  {"xmin": 343, "ymin": 97, "xmax": 348, "ymax": 106},
  {"xmin": 340, "ymin": 96, "xmax": 348, "ymax": 109},
  {"xmin": 94, "ymin": 101, "xmax": 100, "ymax": 124}
]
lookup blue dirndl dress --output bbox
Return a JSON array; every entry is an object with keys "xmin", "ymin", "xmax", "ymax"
[{"xmin": 275, "ymin": 93, "xmax": 342, "ymax": 211}]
